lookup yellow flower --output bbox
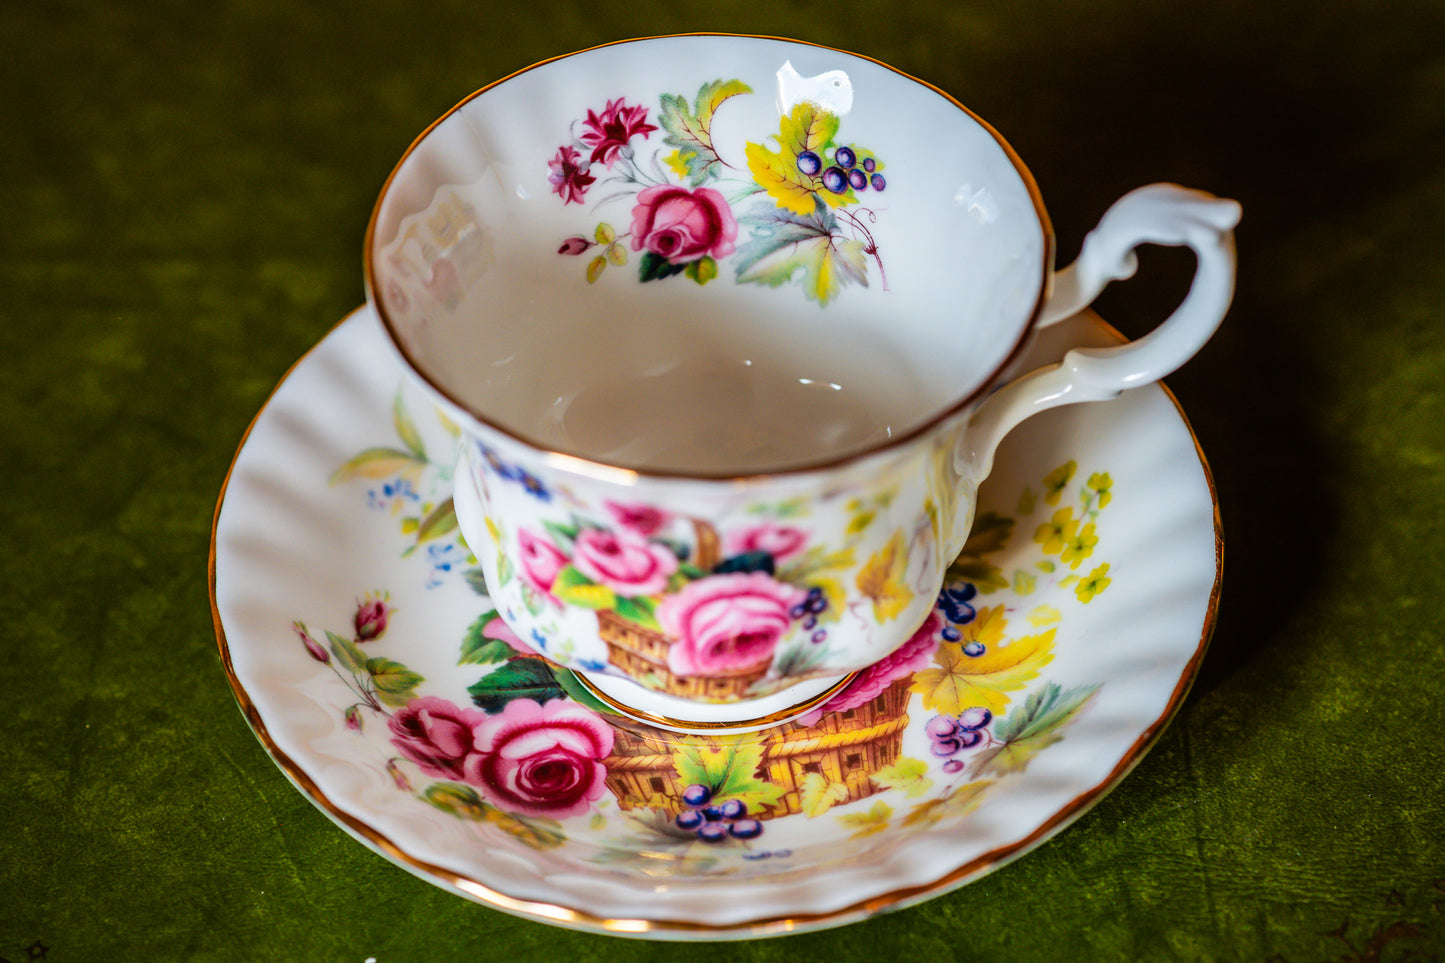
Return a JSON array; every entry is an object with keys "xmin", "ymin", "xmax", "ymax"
[
  {"xmin": 1087, "ymin": 472, "xmax": 1113, "ymax": 508},
  {"xmin": 1060, "ymin": 523, "xmax": 1098, "ymax": 569},
  {"xmin": 910, "ymin": 606, "xmax": 1056, "ymax": 715},
  {"xmin": 1043, "ymin": 460, "xmax": 1077, "ymax": 505},
  {"xmin": 1076, "ymin": 563, "xmax": 1112, "ymax": 603},
  {"xmin": 1033, "ymin": 507, "xmax": 1077, "ymax": 555}
]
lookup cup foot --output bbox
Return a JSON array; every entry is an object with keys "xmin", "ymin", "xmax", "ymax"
[{"xmin": 574, "ymin": 668, "xmax": 855, "ymax": 734}]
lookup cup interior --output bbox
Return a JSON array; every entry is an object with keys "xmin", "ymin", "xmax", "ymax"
[{"xmin": 368, "ymin": 35, "xmax": 1050, "ymax": 475}]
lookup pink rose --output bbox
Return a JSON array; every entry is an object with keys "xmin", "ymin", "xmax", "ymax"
[
  {"xmin": 604, "ymin": 501, "xmax": 671, "ymax": 537},
  {"xmin": 517, "ymin": 529, "xmax": 569, "ymax": 596},
  {"xmin": 464, "ymin": 699, "xmax": 615, "ymax": 819},
  {"xmin": 723, "ymin": 522, "xmax": 808, "ymax": 563},
  {"xmin": 630, "ymin": 185, "xmax": 738, "ymax": 264},
  {"xmin": 481, "ymin": 614, "xmax": 539, "ymax": 657},
  {"xmin": 797, "ymin": 612, "xmax": 942, "ymax": 727},
  {"xmin": 388, "ymin": 697, "xmax": 488, "ymax": 782},
  {"xmin": 658, "ymin": 572, "xmax": 806, "ymax": 677},
  {"xmin": 572, "ymin": 527, "xmax": 678, "ymax": 597}
]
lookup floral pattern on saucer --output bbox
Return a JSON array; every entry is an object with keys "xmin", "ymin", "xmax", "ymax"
[
  {"xmin": 297, "ymin": 456, "xmax": 1115, "ymax": 874},
  {"xmin": 213, "ymin": 306, "xmax": 1220, "ymax": 935},
  {"xmin": 551, "ymin": 80, "xmax": 887, "ymax": 305}
]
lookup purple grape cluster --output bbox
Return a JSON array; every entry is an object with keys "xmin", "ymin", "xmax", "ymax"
[
  {"xmin": 675, "ymin": 785, "xmax": 764, "ymax": 842},
  {"xmin": 797, "ymin": 146, "xmax": 886, "ymax": 195},
  {"xmin": 789, "ymin": 586, "xmax": 830, "ymax": 644},
  {"xmin": 925, "ymin": 707, "xmax": 993, "ymax": 773}
]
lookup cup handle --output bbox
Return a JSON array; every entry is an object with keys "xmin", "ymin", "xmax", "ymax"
[{"xmin": 960, "ymin": 183, "xmax": 1241, "ymax": 480}]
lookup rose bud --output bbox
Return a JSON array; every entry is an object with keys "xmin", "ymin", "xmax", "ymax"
[
  {"xmin": 354, "ymin": 595, "xmax": 391, "ymax": 641},
  {"xmin": 557, "ymin": 236, "xmax": 591, "ymax": 256},
  {"xmin": 294, "ymin": 622, "xmax": 328, "ymax": 663}
]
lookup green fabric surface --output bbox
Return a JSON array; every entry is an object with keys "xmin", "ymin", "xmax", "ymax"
[{"xmin": 3, "ymin": 0, "xmax": 1444, "ymax": 959}]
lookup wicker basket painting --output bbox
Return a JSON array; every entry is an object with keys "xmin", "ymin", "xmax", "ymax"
[
  {"xmin": 602, "ymin": 676, "xmax": 912, "ymax": 820},
  {"xmin": 595, "ymin": 518, "xmax": 773, "ymax": 701}
]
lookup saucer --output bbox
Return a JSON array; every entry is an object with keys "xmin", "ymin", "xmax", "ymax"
[{"xmin": 210, "ymin": 304, "xmax": 1220, "ymax": 938}]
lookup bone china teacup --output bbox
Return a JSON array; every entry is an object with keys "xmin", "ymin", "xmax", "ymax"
[{"xmin": 366, "ymin": 35, "xmax": 1239, "ymax": 730}]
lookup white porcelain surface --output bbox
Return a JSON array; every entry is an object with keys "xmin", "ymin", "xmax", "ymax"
[
  {"xmin": 363, "ymin": 37, "xmax": 1236, "ymax": 709},
  {"xmin": 211, "ymin": 305, "xmax": 1220, "ymax": 938}
]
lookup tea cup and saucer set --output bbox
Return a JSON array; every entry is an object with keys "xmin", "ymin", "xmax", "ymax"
[{"xmin": 210, "ymin": 34, "xmax": 1234, "ymax": 938}]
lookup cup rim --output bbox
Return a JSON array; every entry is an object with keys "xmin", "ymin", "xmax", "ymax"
[{"xmin": 364, "ymin": 32, "xmax": 1056, "ymax": 482}]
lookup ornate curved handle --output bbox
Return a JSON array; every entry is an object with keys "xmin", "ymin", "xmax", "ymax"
[{"xmin": 960, "ymin": 184, "xmax": 1241, "ymax": 482}]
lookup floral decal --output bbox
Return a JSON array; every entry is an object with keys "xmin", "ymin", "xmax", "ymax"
[
  {"xmin": 330, "ymin": 393, "xmax": 479, "ymax": 589},
  {"xmin": 551, "ymin": 80, "xmax": 887, "ymax": 305},
  {"xmin": 474, "ymin": 443, "xmax": 910, "ymax": 697},
  {"xmin": 297, "ymin": 458, "xmax": 1120, "ymax": 870}
]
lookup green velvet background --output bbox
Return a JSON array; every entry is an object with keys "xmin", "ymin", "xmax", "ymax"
[{"xmin": 3, "ymin": 0, "xmax": 1444, "ymax": 959}]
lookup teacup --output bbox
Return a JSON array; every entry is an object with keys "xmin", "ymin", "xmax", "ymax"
[{"xmin": 366, "ymin": 35, "xmax": 1239, "ymax": 730}]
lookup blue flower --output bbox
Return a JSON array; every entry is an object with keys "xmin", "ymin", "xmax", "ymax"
[
  {"xmin": 425, "ymin": 542, "xmax": 464, "ymax": 589},
  {"xmin": 578, "ymin": 658, "xmax": 608, "ymax": 673},
  {"xmin": 518, "ymin": 469, "xmax": 551, "ymax": 502},
  {"xmin": 937, "ymin": 583, "xmax": 978, "ymax": 625},
  {"xmin": 531, "ymin": 628, "xmax": 550, "ymax": 651}
]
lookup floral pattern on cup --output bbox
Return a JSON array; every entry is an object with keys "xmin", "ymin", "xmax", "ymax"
[
  {"xmin": 295, "ymin": 457, "xmax": 1116, "ymax": 869},
  {"xmin": 552, "ymin": 81, "xmax": 888, "ymax": 305},
  {"xmin": 497, "ymin": 483, "xmax": 830, "ymax": 693}
]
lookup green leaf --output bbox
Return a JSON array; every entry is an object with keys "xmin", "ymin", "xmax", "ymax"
[
  {"xmin": 413, "ymin": 497, "xmax": 457, "ymax": 545},
  {"xmin": 551, "ymin": 667, "xmax": 618, "ymax": 715},
  {"xmin": 671, "ymin": 737, "xmax": 787, "ymax": 812},
  {"xmin": 424, "ymin": 782, "xmax": 489, "ymax": 820},
  {"xmin": 467, "ymin": 658, "xmax": 566, "ymax": 713},
  {"xmin": 658, "ymin": 79, "xmax": 753, "ymax": 184},
  {"xmin": 329, "ymin": 447, "xmax": 425, "ymax": 484},
  {"xmin": 734, "ymin": 205, "xmax": 867, "ymax": 306},
  {"xmin": 459, "ymin": 610, "xmax": 518, "ymax": 665},
  {"xmin": 612, "ymin": 595, "xmax": 660, "ymax": 631},
  {"xmin": 464, "ymin": 567, "xmax": 490, "ymax": 596},
  {"xmin": 326, "ymin": 631, "xmax": 366, "ymax": 674},
  {"xmin": 638, "ymin": 251, "xmax": 686, "ymax": 282},
  {"xmin": 958, "ymin": 511, "xmax": 1015, "ymax": 558},
  {"xmin": 946, "ymin": 559, "xmax": 1008, "ymax": 593},
  {"xmin": 366, "ymin": 657, "xmax": 425, "ymax": 707},
  {"xmin": 393, "ymin": 393, "xmax": 427, "ymax": 460},
  {"xmin": 586, "ymin": 255, "xmax": 606, "ymax": 283},
  {"xmin": 972, "ymin": 683, "xmax": 1100, "ymax": 777},
  {"xmin": 684, "ymin": 255, "xmax": 718, "ymax": 285},
  {"xmin": 541, "ymin": 521, "xmax": 579, "ymax": 552},
  {"xmin": 552, "ymin": 566, "xmax": 618, "ymax": 610}
]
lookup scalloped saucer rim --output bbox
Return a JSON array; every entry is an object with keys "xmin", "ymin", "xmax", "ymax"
[{"xmin": 210, "ymin": 303, "xmax": 1220, "ymax": 938}]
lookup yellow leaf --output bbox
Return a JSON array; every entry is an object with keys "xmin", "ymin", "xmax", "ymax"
[
  {"xmin": 902, "ymin": 780, "xmax": 993, "ymax": 828},
  {"xmin": 871, "ymin": 758, "xmax": 934, "ymax": 799},
  {"xmin": 329, "ymin": 447, "xmax": 425, "ymax": 484},
  {"xmin": 836, "ymin": 799, "xmax": 892, "ymax": 838},
  {"xmin": 855, "ymin": 531, "xmax": 913, "ymax": 622},
  {"xmin": 799, "ymin": 773, "xmax": 849, "ymax": 817},
  {"xmin": 586, "ymin": 255, "xmax": 606, "ymax": 283},
  {"xmin": 1027, "ymin": 605, "xmax": 1061, "ymax": 628},
  {"xmin": 910, "ymin": 616, "xmax": 1056, "ymax": 715},
  {"xmin": 744, "ymin": 103, "xmax": 845, "ymax": 215}
]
